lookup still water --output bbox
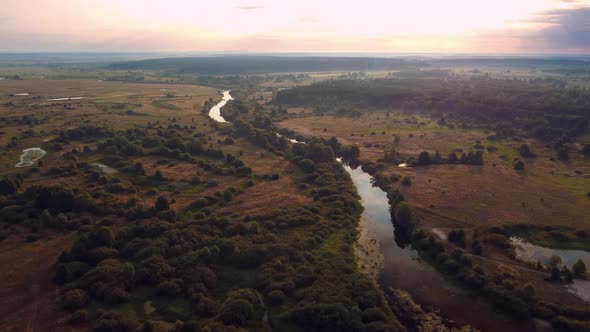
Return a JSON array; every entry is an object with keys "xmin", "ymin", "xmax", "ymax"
[
  {"xmin": 15, "ymin": 148, "xmax": 46, "ymax": 168},
  {"xmin": 512, "ymin": 237, "xmax": 590, "ymax": 302}
]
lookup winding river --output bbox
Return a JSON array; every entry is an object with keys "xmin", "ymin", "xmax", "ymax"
[
  {"xmin": 208, "ymin": 90, "xmax": 233, "ymax": 122},
  {"xmin": 342, "ymin": 163, "xmax": 538, "ymax": 332},
  {"xmin": 207, "ymin": 91, "xmax": 539, "ymax": 331}
]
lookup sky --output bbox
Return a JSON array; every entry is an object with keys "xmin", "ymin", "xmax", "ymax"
[{"xmin": 1, "ymin": 0, "xmax": 590, "ymax": 54}]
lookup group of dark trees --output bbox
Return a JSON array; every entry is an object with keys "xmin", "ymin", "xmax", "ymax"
[
  {"xmin": 410, "ymin": 150, "xmax": 484, "ymax": 167},
  {"xmin": 0, "ymin": 93, "xmax": 406, "ymax": 331},
  {"xmin": 275, "ymin": 78, "xmax": 590, "ymax": 143}
]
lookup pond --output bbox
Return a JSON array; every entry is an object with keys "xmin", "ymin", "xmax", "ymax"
[
  {"xmin": 15, "ymin": 148, "xmax": 47, "ymax": 168},
  {"xmin": 47, "ymin": 97, "xmax": 83, "ymax": 101},
  {"xmin": 276, "ymin": 133, "xmax": 305, "ymax": 144},
  {"xmin": 342, "ymin": 162, "xmax": 537, "ymax": 332},
  {"xmin": 510, "ymin": 237, "xmax": 589, "ymax": 268},
  {"xmin": 511, "ymin": 236, "xmax": 590, "ymax": 302},
  {"xmin": 92, "ymin": 163, "xmax": 118, "ymax": 174}
]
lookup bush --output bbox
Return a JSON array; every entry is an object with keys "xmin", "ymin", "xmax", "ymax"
[
  {"xmin": 68, "ymin": 310, "xmax": 89, "ymax": 324},
  {"xmin": 519, "ymin": 144, "xmax": 536, "ymax": 158},
  {"xmin": 573, "ymin": 259, "xmax": 586, "ymax": 276},
  {"xmin": 513, "ymin": 159, "xmax": 525, "ymax": 170},
  {"xmin": 267, "ymin": 290, "xmax": 285, "ymax": 304},
  {"xmin": 448, "ymin": 230, "xmax": 466, "ymax": 248},
  {"xmin": 93, "ymin": 311, "xmax": 139, "ymax": 332},
  {"xmin": 218, "ymin": 299, "xmax": 254, "ymax": 326},
  {"xmin": 401, "ymin": 176, "xmax": 412, "ymax": 186},
  {"xmin": 155, "ymin": 196, "xmax": 170, "ymax": 211},
  {"xmin": 299, "ymin": 159, "xmax": 316, "ymax": 173},
  {"xmin": 63, "ymin": 289, "xmax": 87, "ymax": 310},
  {"xmin": 361, "ymin": 308, "xmax": 387, "ymax": 323}
]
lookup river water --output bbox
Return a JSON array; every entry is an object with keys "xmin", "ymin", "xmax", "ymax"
[
  {"xmin": 342, "ymin": 163, "xmax": 537, "ymax": 332},
  {"xmin": 208, "ymin": 90, "xmax": 233, "ymax": 122}
]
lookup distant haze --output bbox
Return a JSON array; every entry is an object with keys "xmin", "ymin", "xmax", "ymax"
[{"xmin": 1, "ymin": 0, "xmax": 589, "ymax": 54}]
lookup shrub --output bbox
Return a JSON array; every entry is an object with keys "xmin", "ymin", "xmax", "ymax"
[
  {"xmin": 93, "ymin": 311, "xmax": 139, "ymax": 332},
  {"xmin": 361, "ymin": 308, "xmax": 387, "ymax": 323},
  {"xmin": 155, "ymin": 196, "xmax": 170, "ymax": 211},
  {"xmin": 573, "ymin": 259, "xmax": 586, "ymax": 276},
  {"xmin": 218, "ymin": 299, "xmax": 254, "ymax": 326},
  {"xmin": 63, "ymin": 289, "xmax": 87, "ymax": 310},
  {"xmin": 268, "ymin": 290, "xmax": 286, "ymax": 304},
  {"xmin": 518, "ymin": 144, "xmax": 536, "ymax": 158},
  {"xmin": 513, "ymin": 159, "xmax": 525, "ymax": 170},
  {"xmin": 68, "ymin": 310, "xmax": 89, "ymax": 324},
  {"xmin": 401, "ymin": 176, "xmax": 412, "ymax": 186},
  {"xmin": 448, "ymin": 230, "xmax": 466, "ymax": 248}
]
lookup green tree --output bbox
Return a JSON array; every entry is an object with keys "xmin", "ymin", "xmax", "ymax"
[
  {"xmin": 573, "ymin": 258, "xmax": 586, "ymax": 276},
  {"xmin": 549, "ymin": 255, "xmax": 562, "ymax": 268},
  {"xmin": 155, "ymin": 196, "xmax": 170, "ymax": 211}
]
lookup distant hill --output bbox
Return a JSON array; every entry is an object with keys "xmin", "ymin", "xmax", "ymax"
[
  {"xmin": 108, "ymin": 56, "xmax": 426, "ymax": 74},
  {"xmin": 108, "ymin": 55, "xmax": 590, "ymax": 75}
]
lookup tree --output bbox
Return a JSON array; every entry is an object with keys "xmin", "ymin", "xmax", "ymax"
[
  {"xmin": 573, "ymin": 258, "xmax": 586, "ymax": 276},
  {"xmin": 448, "ymin": 152, "xmax": 458, "ymax": 163},
  {"xmin": 549, "ymin": 255, "xmax": 562, "ymax": 268},
  {"xmin": 393, "ymin": 202, "xmax": 415, "ymax": 233},
  {"xmin": 417, "ymin": 151, "xmax": 431, "ymax": 165},
  {"xmin": 518, "ymin": 144, "xmax": 536, "ymax": 158},
  {"xmin": 63, "ymin": 289, "xmax": 87, "ymax": 310},
  {"xmin": 557, "ymin": 148, "xmax": 569, "ymax": 161},
  {"xmin": 218, "ymin": 299, "xmax": 254, "ymax": 326},
  {"xmin": 298, "ymin": 159, "xmax": 315, "ymax": 173},
  {"xmin": 513, "ymin": 159, "xmax": 525, "ymax": 171},
  {"xmin": 550, "ymin": 267, "xmax": 561, "ymax": 281},
  {"xmin": 155, "ymin": 196, "xmax": 170, "ymax": 211},
  {"xmin": 448, "ymin": 230, "xmax": 466, "ymax": 248},
  {"xmin": 0, "ymin": 177, "xmax": 19, "ymax": 195},
  {"xmin": 564, "ymin": 267, "xmax": 574, "ymax": 283}
]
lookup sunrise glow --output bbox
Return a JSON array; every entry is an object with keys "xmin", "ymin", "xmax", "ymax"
[{"xmin": 1, "ymin": 0, "xmax": 589, "ymax": 53}]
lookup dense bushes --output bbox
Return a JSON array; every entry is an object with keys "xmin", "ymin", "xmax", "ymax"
[{"xmin": 0, "ymin": 174, "xmax": 23, "ymax": 195}]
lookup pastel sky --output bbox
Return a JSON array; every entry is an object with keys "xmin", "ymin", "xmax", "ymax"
[{"xmin": 1, "ymin": 0, "xmax": 590, "ymax": 53}]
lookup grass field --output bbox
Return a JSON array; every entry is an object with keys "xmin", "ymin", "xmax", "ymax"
[
  {"xmin": 0, "ymin": 78, "xmax": 318, "ymax": 331},
  {"xmin": 280, "ymin": 111, "xmax": 590, "ymax": 230}
]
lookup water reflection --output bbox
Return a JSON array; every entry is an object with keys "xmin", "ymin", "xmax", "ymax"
[
  {"xmin": 511, "ymin": 237, "xmax": 590, "ymax": 268},
  {"xmin": 92, "ymin": 163, "xmax": 118, "ymax": 174}
]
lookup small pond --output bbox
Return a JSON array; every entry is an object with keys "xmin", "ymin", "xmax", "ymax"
[{"xmin": 15, "ymin": 148, "xmax": 47, "ymax": 167}]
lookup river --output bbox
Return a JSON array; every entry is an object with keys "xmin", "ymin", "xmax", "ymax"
[
  {"xmin": 342, "ymin": 162, "xmax": 538, "ymax": 332},
  {"xmin": 208, "ymin": 90, "xmax": 233, "ymax": 122},
  {"xmin": 207, "ymin": 91, "xmax": 537, "ymax": 331}
]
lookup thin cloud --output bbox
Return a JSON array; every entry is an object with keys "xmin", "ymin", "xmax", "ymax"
[
  {"xmin": 237, "ymin": 5, "xmax": 264, "ymax": 10},
  {"xmin": 298, "ymin": 16, "xmax": 319, "ymax": 23}
]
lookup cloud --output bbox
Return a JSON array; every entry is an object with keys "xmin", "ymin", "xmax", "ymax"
[
  {"xmin": 524, "ymin": 6, "xmax": 590, "ymax": 51},
  {"xmin": 237, "ymin": 5, "xmax": 264, "ymax": 10},
  {"xmin": 298, "ymin": 16, "xmax": 319, "ymax": 23}
]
